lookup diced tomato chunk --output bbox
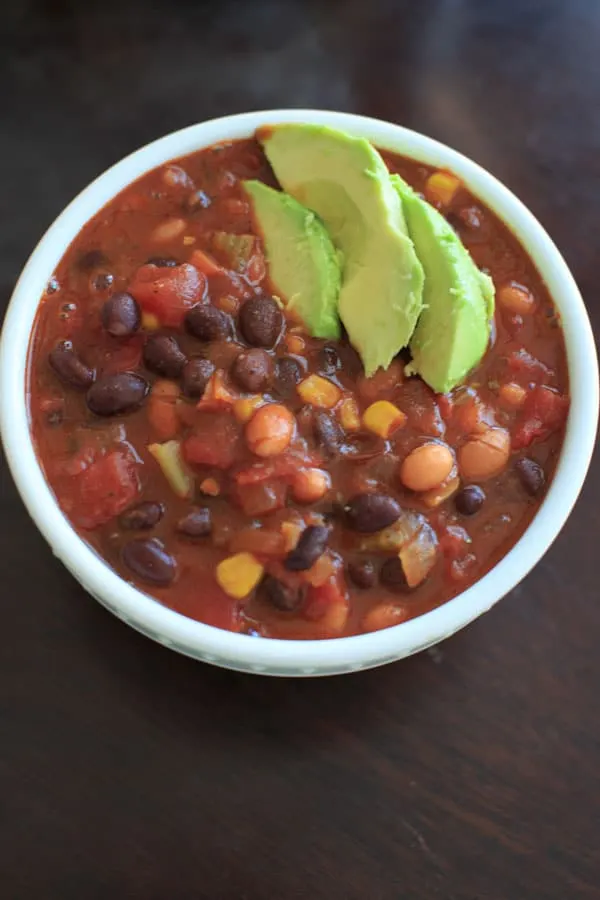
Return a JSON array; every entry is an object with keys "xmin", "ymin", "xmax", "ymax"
[
  {"xmin": 128, "ymin": 263, "xmax": 206, "ymax": 327},
  {"xmin": 196, "ymin": 370, "xmax": 237, "ymax": 412},
  {"xmin": 234, "ymin": 451, "xmax": 322, "ymax": 486},
  {"xmin": 452, "ymin": 392, "xmax": 495, "ymax": 435},
  {"xmin": 304, "ymin": 573, "xmax": 349, "ymax": 635},
  {"xmin": 439, "ymin": 524, "xmax": 472, "ymax": 560},
  {"xmin": 401, "ymin": 378, "xmax": 445, "ymax": 437},
  {"xmin": 512, "ymin": 385, "xmax": 569, "ymax": 449},
  {"xmin": 182, "ymin": 414, "xmax": 241, "ymax": 469},
  {"xmin": 507, "ymin": 349, "xmax": 553, "ymax": 385},
  {"xmin": 232, "ymin": 480, "xmax": 287, "ymax": 516},
  {"xmin": 437, "ymin": 393, "xmax": 454, "ymax": 422},
  {"xmin": 189, "ymin": 248, "xmax": 224, "ymax": 277},
  {"xmin": 244, "ymin": 247, "xmax": 266, "ymax": 285},
  {"xmin": 58, "ymin": 447, "xmax": 140, "ymax": 530}
]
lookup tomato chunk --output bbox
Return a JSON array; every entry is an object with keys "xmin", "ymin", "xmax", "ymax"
[
  {"xmin": 232, "ymin": 480, "xmax": 287, "ymax": 516},
  {"xmin": 507, "ymin": 349, "xmax": 553, "ymax": 385},
  {"xmin": 304, "ymin": 573, "xmax": 349, "ymax": 635},
  {"xmin": 234, "ymin": 451, "xmax": 323, "ymax": 485},
  {"xmin": 512, "ymin": 385, "xmax": 569, "ymax": 449},
  {"xmin": 58, "ymin": 447, "xmax": 140, "ymax": 530},
  {"xmin": 128, "ymin": 263, "xmax": 206, "ymax": 327},
  {"xmin": 182, "ymin": 414, "xmax": 241, "ymax": 469}
]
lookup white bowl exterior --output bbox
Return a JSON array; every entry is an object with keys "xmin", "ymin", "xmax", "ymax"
[{"xmin": 1, "ymin": 110, "xmax": 597, "ymax": 676}]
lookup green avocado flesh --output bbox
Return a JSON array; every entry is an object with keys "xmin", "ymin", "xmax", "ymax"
[
  {"xmin": 243, "ymin": 180, "xmax": 341, "ymax": 339},
  {"xmin": 391, "ymin": 174, "xmax": 495, "ymax": 394},
  {"xmin": 258, "ymin": 124, "xmax": 424, "ymax": 376}
]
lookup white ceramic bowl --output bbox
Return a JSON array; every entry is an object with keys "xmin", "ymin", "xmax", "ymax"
[{"xmin": 1, "ymin": 110, "xmax": 597, "ymax": 676}]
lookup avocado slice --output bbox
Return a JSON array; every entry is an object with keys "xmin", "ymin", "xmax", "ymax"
[
  {"xmin": 391, "ymin": 174, "xmax": 495, "ymax": 394},
  {"xmin": 243, "ymin": 180, "xmax": 341, "ymax": 339},
  {"xmin": 258, "ymin": 124, "xmax": 424, "ymax": 375}
]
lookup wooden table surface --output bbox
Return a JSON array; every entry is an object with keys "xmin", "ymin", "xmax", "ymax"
[{"xmin": 1, "ymin": 1, "xmax": 599, "ymax": 897}]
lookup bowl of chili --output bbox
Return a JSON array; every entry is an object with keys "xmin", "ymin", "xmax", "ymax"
[{"xmin": 1, "ymin": 110, "xmax": 597, "ymax": 676}]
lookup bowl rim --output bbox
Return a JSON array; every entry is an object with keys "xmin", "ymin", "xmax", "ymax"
[{"xmin": 1, "ymin": 108, "xmax": 597, "ymax": 675}]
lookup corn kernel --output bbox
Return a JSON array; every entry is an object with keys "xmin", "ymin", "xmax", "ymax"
[
  {"xmin": 233, "ymin": 394, "xmax": 265, "ymax": 423},
  {"xmin": 183, "ymin": 234, "xmax": 196, "ymax": 246},
  {"xmin": 141, "ymin": 312, "xmax": 161, "ymax": 331},
  {"xmin": 285, "ymin": 334, "xmax": 306, "ymax": 355},
  {"xmin": 216, "ymin": 552, "xmax": 264, "ymax": 600},
  {"xmin": 281, "ymin": 520, "xmax": 303, "ymax": 552},
  {"xmin": 362, "ymin": 400, "xmax": 407, "ymax": 438},
  {"xmin": 425, "ymin": 171, "xmax": 461, "ymax": 208},
  {"xmin": 339, "ymin": 397, "xmax": 361, "ymax": 431},
  {"xmin": 199, "ymin": 477, "xmax": 220, "ymax": 496},
  {"xmin": 297, "ymin": 374, "xmax": 341, "ymax": 409}
]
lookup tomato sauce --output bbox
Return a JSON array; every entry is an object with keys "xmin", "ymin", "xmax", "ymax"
[{"xmin": 27, "ymin": 138, "xmax": 569, "ymax": 639}]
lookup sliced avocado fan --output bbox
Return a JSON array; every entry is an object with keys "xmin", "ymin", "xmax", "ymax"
[
  {"xmin": 258, "ymin": 124, "xmax": 424, "ymax": 376},
  {"xmin": 391, "ymin": 174, "xmax": 495, "ymax": 394},
  {"xmin": 243, "ymin": 180, "xmax": 341, "ymax": 340}
]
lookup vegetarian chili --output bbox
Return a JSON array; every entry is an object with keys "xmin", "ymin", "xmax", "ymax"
[{"xmin": 27, "ymin": 138, "xmax": 569, "ymax": 638}]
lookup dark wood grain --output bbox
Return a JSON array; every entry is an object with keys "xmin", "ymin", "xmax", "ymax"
[{"xmin": 1, "ymin": 1, "xmax": 599, "ymax": 897}]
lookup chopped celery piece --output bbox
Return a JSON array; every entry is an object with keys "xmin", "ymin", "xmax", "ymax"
[
  {"xmin": 209, "ymin": 231, "xmax": 256, "ymax": 271},
  {"xmin": 148, "ymin": 440, "xmax": 193, "ymax": 499}
]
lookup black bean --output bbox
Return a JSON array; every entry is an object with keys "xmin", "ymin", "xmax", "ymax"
[
  {"xmin": 185, "ymin": 190, "xmax": 212, "ymax": 212},
  {"xmin": 313, "ymin": 410, "xmax": 344, "ymax": 456},
  {"xmin": 238, "ymin": 296, "xmax": 283, "ymax": 348},
  {"xmin": 345, "ymin": 493, "xmax": 402, "ymax": 533},
  {"xmin": 186, "ymin": 304, "xmax": 233, "ymax": 341},
  {"xmin": 284, "ymin": 525, "xmax": 330, "ymax": 572},
  {"xmin": 515, "ymin": 458, "xmax": 546, "ymax": 496},
  {"xmin": 231, "ymin": 348, "xmax": 273, "ymax": 392},
  {"xmin": 455, "ymin": 485, "xmax": 486, "ymax": 516},
  {"xmin": 120, "ymin": 501, "xmax": 164, "ymax": 531},
  {"xmin": 257, "ymin": 574, "xmax": 305, "ymax": 612},
  {"xmin": 274, "ymin": 356, "xmax": 305, "ymax": 397},
  {"xmin": 146, "ymin": 256, "xmax": 179, "ymax": 268},
  {"xmin": 122, "ymin": 538, "xmax": 176, "ymax": 586},
  {"xmin": 181, "ymin": 357, "xmax": 215, "ymax": 397},
  {"xmin": 143, "ymin": 334, "xmax": 188, "ymax": 378},
  {"xmin": 86, "ymin": 372, "xmax": 149, "ymax": 416},
  {"xmin": 49, "ymin": 341, "xmax": 95, "ymax": 389},
  {"xmin": 101, "ymin": 292, "xmax": 141, "ymax": 337},
  {"xmin": 77, "ymin": 249, "xmax": 107, "ymax": 271},
  {"xmin": 347, "ymin": 559, "xmax": 377, "ymax": 589},
  {"xmin": 176, "ymin": 507, "xmax": 212, "ymax": 538},
  {"xmin": 315, "ymin": 344, "xmax": 342, "ymax": 376},
  {"xmin": 380, "ymin": 557, "xmax": 411, "ymax": 593}
]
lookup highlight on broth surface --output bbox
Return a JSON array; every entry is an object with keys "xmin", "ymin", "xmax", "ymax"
[{"xmin": 28, "ymin": 128, "xmax": 569, "ymax": 639}]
